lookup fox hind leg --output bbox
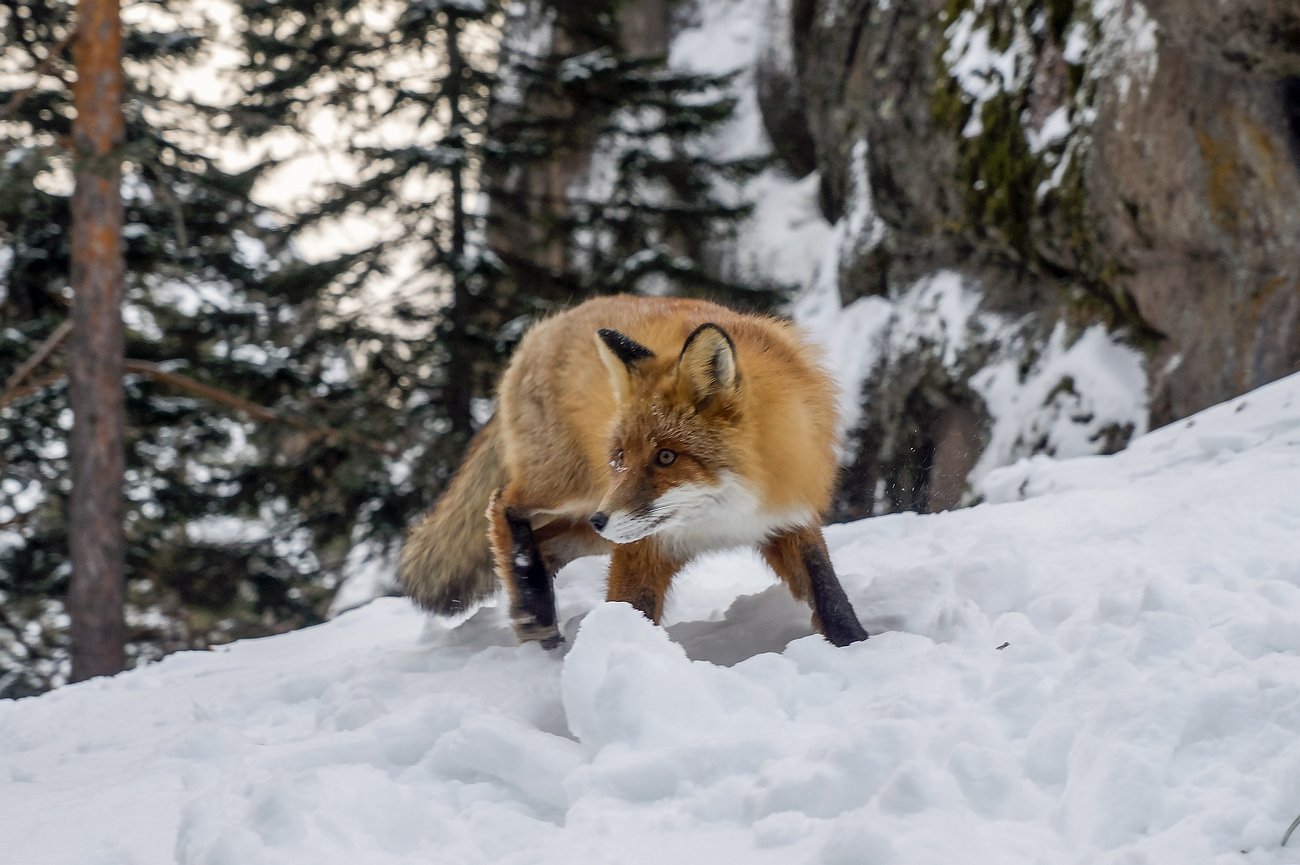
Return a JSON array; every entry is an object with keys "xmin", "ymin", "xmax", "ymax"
[
  {"xmin": 762, "ymin": 526, "xmax": 869, "ymax": 647},
  {"xmin": 488, "ymin": 489, "xmax": 563, "ymax": 648}
]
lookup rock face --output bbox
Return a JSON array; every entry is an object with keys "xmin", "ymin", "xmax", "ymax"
[
  {"xmin": 487, "ymin": 0, "xmax": 1298, "ymax": 517},
  {"xmin": 1089, "ymin": 3, "xmax": 1300, "ymax": 419},
  {"xmin": 792, "ymin": 0, "xmax": 1300, "ymax": 428},
  {"xmin": 1143, "ymin": 0, "xmax": 1300, "ymax": 77}
]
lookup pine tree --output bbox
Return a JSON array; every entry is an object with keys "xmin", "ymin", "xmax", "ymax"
[
  {"xmin": 485, "ymin": 0, "xmax": 778, "ymax": 310},
  {"xmin": 0, "ymin": 0, "xmax": 371, "ymax": 695},
  {"xmin": 232, "ymin": 0, "xmax": 780, "ymax": 439},
  {"xmin": 233, "ymin": 0, "xmax": 505, "ymax": 446},
  {"xmin": 227, "ymin": 0, "xmax": 785, "ymax": 597},
  {"xmin": 0, "ymin": 0, "xmax": 783, "ymax": 696}
]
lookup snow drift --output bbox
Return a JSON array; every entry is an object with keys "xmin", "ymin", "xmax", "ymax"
[{"xmin": 3, "ymin": 372, "xmax": 1300, "ymax": 865}]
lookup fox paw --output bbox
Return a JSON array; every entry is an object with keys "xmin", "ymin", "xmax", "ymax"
[
  {"xmin": 814, "ymin": 611, "xmax": 869, "ymax": 647},
  {"xmin": 511, "ymin": 617, "xmax": 564, "ymax": 649}
]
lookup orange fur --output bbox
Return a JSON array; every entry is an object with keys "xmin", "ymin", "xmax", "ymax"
[
  {"xmin": 400, "ymin": 295, "xmax": 868, "ymax": 647},
  {"xmin": 497, "ymin": 295, "xmax": 838, "ymax": 520}
]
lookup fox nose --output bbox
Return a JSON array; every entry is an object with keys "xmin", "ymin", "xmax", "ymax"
[{"xmin": 589, "ymin": 512, "xmax": 609, "ymax": 532}]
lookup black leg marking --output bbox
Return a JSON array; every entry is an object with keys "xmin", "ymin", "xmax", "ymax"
[
  {"xmin": 801, "ymin": 543, "xmax": 869, "ymax": 647},
  {"xmin": 627, "ymin": 588, "xmax": 658, "ymax": 621},
  {"xmin": 505, "ymin": 510, "xmax": 562, "ymax": 649}
]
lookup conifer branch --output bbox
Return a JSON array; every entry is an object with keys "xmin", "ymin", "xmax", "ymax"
[
  {"xmin": 121, "ymin": 360, "xmax": 395, "ymax": 456},
  {"xmin": 0, "ymin": 27, "xmax": 77, "ymax": 125},
  {"xmin": 0, "ymin": 368, "xmax": 67, "ymax": 411},
  {"xmin": 1, "ymin": 353, "xmax": 394, "ymax": 457},
  {"xmin": 0, "ymin": 602, "xmax": 53, "ymax": 663},
  {"xmin": 1, "ymin": 319, "xmax": 74, "ymax": 405}
]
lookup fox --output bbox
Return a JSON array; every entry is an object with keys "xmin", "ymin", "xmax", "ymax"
[{"xmin": 399, "ymin": 294, "xmax": 869, "ymax": 648}]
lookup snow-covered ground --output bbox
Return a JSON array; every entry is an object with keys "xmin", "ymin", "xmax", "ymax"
[{"xmin": 4, "ymin": 371, "xmax": 1300, "ymax": 865}]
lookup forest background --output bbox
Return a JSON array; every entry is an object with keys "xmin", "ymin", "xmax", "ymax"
[{"xmin": 2, "ymin": 0, "xmax": 1297, "ymax": 696}]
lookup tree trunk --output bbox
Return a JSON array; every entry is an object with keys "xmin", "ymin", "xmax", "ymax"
[
  {"xmin": 67, "ymin": 0, "xmax": 127, "ymax": 682},
  {"xmin": 441, "ymin": 11, "xmax": 475, "ymax": 444}
]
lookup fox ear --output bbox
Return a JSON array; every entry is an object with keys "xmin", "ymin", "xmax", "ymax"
[
  {"xmin": 677, "ymin": 323, "xmax": 738, "ymax": 410},
  {"xmin": 597, "ymin": 328, "xmax": 655, "ymax": 368},
  {"xmin": 596, "ymin": 328, "xmax": 655, "ymax": 399}
]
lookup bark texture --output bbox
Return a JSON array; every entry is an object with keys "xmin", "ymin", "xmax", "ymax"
[{"xmin": 68, "ymin": 0, "xmax": 127, "ymax": 682}]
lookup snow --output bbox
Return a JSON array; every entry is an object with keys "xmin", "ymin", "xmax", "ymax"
[
  {"xmin": 970, "ymin": 320, "xmax": 1149, "ymax": 483},
  {"xmin": 942, "ymin": 3, "xmax": 1033, "ymax": 137},
  {"xmin": 840, "ymin": 139, "xmax": 888, "ymax": 263},
  {"xmin": 184, "ymin": 515, "xmax": 271, "ymax": 545},
  {"xmin": 669, "ymin": 0, "xmax": 770, "ymax": 162},
  {"xmin": 1027, "ymin": 105, "xmax": 1071, "ymax": 154},
  {"xmin": 587, "ymin": 0, "xmax": 1146, "ymax": 488},
  {"xmin": 557, "ymin": 49, "xmax": 619, "ymax": 83},
  {"xmin": 0, "ymin": 477, "xmax": 43, "ymax": 518},
  {"xmin": 732, "ymin": 170, "xmax": 833, "ymax": 291},
  {"xmin": 788, "ymin": 139, "xmax": 892, "ymax": 438},
  {"xmin": 1091, "ymin": 0, "xmax": 1160, "ymax": 106},
  {"xmin": 496, "ymin": 2, "xmax": 555, "ymax": 108},
  {"xmin": 793, "ymin": 274, "xmax": 892, "ymax": 440},
  {"xmin": 328, "ymin": 537, "xmax": 399, "ymax": 618},
  {"xmin": 796, "ymin": 265, "xmax": 1148, "ymax": 487},
  {"xmin": 1062, "ymin": 20, "xmax": 1091, "ymax": 65},
  {"xmin": 5, "ymin": 372, "xmax": 1300, "ymax": 864},
  {"xmin": 660, "ymin": 0, "xmax": 1147, "ymax": 480},
  {"xmin": 934, "ymin": 0, "xmax": 1160, "ymax": 196},
  {"xmin": 667, "ymin": 0, "xmax": 834, "ymax": 292}
]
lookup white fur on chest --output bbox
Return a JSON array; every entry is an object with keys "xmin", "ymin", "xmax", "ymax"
[{"xmin": 652, "ymin": 472, "xmax": 813, "ymax": 558}]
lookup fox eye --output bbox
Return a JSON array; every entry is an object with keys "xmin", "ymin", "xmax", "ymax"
[
  {"xmin": 610, "ymin": 448, "xmax": 625, "ymax": 470},
  {"xmin": 654, "ymin": 448, "xmax": 677, "ymax": 467}
]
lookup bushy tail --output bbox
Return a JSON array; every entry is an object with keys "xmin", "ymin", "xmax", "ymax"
[{"xmin": 399, "ymin": 417, "xmax": 507, "ymax": 615}]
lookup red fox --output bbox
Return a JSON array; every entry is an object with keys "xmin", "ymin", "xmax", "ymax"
[{"xmin": 399, "ymin": 295, "xmax": 868, "ymax": 648}]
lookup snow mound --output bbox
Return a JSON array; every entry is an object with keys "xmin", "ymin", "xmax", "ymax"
[{"xmin": 4, "ymin": 373, "xmax": 1300, "ymax": 865}]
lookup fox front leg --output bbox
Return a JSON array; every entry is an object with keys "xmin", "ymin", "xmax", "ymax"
[
  {"xmin": 762, "ymin": 526, "xmax": 869, "ymax": 647},
  {"xmin": 605, "ymin": 539, "xmax": 684, "ymax": 624},
  {"xmin": 488, "ymin": 490, "xmax": 563, "ymax": 649}
]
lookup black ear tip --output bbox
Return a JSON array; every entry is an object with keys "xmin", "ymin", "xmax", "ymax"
[{"xmin": 597, "ymin": 328, "xmax": 655, "ymax": 365}]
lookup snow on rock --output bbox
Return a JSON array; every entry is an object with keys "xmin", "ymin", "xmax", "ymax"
[
  {"xmin": 5, "ymin": 372, "xmax": 1300, "ymax": 864},
  {"xmin": 1090, "ymin": 0, "xmax": 1160, "ymax": 106},
  {"xmin": 970, "ymin": 319, "xmax": 1149, "ymax": 483},
  {"xmin": 668, "ymin": 0, "xmax": 834, "ymax": 293},
  {"xmin": 788, "ymin": 141, "xmax": 892, "ymax": 438},
  {"xmin": 795, "ymin": 260, "xmax": 1148, "ymax": 482},
  {"xmin": 736, "ymin": 169, "xmax": 834, "ymax": 292},
  {"xmin": 979, "ymin": 363, "xmax": 1300, "ymax": 505},
  {"xmin": 941, "ymin": 0, "xmax": 1034, "ymax": 137},
  {"xmin": 577, "ymin": 0, "xmax": 1146, "ymax": 484}
]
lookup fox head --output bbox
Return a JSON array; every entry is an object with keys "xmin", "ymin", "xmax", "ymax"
[{"xmin": 589, "ymin": 322, "xmax": 754, "ymax": 546}]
